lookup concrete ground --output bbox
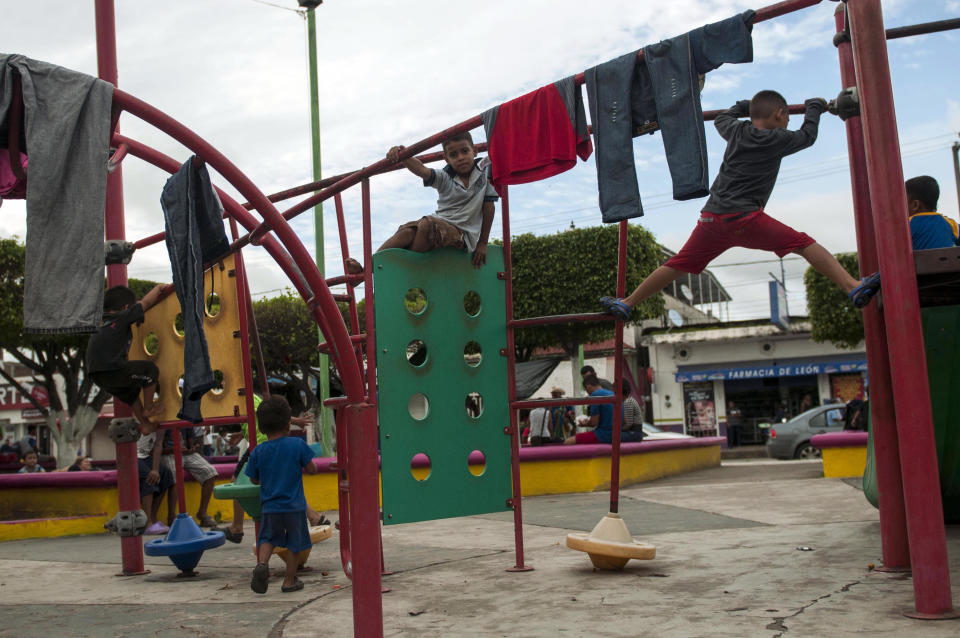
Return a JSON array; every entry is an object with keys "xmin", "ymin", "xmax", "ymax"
[{"xmin": 1, "ymin": 459, "xmax": 959, "ymax": 637}]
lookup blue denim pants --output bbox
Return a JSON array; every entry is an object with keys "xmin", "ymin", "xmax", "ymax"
[
  {"xmin": 586, "ymin": 11, "xmax": 755, "ymax": 222},
  {"xmin": 161, "ymin": 158, "xmax": 230, "ymax": 423}
]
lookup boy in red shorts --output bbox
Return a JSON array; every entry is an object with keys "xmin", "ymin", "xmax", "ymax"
[{"xmin": 602, "ymin": 90, "xmax": 880, "ymax": 319}]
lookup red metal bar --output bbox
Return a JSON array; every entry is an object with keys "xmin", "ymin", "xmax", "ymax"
[
  {"xmin": 500, "ymin": 186, "xmax": 532, "ymax": 572},
  {"xmin": 155, "ymin": 415, "xmax": 250, "ymax": 430},
  {"xmin": 95, "ymin": 0, "xmax": 146, "ymax": 577},
  {"xmin": 847, "ymin": 0, "xmax": 953, "ymax": 616},
  {"xmin": 107, "ymin": 142, "xmax": 128, "ymax": 173},
  {"xmin": 108, "ymin": 95, "xmax": 366, "ymax": 405},
  {"xmin": 509, "ymin": 313, "xmax": 615, "ymax": 328},
  {"xmin": 318, "ymin": 334, "xmax": 367, "ymax": 355},
  {"xmin": 326, "ymin": 273, "xmax": 365, "ymax": 287},
  {"xmin": 346, "ymin": 403, "xmax": 383, "ymax": 636},
  {"xmin": 753, "ymin": 0, "xmax": 822, "ymax": 22},
  {"xmin": 335, "ymin": 407, "xmax": 353, "ymax": 578},
  {"xmin": 230, "ymin": 219, "xmax": 261, "ymax": 451},
  {"xmin": 608, "ymin": 221, "xmax": 629, "ymax": 514},
  {"xmin": 834, "ymin": 4, "xmax": 909, "ymax": 571},
  {"xmin": 333, "ymin": 193, "xmax": 364, "ymax": 368},
  {"xmin": 361, "ymin": 179, "xmax": 377, "ymax": 403},
  {"xmin": 172, "ymin": 429, "xmax": 187, "ymax": 514}
]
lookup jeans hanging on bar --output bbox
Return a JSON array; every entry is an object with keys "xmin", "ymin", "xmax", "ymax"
[
  {"xmin": 161, "ymin": 157, "xmax": 230, "ymax": 423},
  {"xmin": 644, "ymin": 10, "xmax": 755, "ymax": 201},
  {"xmin": 585, "ymin": 11, "xmax": 754, "ymax": 222}
]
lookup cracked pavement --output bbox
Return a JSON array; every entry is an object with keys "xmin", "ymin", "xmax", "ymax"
[{"xmin": 1, "ymin": 460, "xmax": 959, "ymax": 637}]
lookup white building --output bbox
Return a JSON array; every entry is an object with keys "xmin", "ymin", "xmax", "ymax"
[{"xmin": 641, "ymin": 318, "xmax": 866, "ymax": 442}]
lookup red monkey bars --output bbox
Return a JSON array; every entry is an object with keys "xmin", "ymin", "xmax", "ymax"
[{"xmin": 91, "ymin": 0, "xmax": 959, "ymax": 634}]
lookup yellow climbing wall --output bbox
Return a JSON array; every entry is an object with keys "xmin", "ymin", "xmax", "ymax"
[{"xmin": 129, "ymin": 253, "xmax": 247, "ymax": 422}]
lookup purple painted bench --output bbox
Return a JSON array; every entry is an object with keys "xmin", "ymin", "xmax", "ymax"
[
  {"xmin": 0, "ymin": 457, "xmax": 341, "ymax": 489},
  {"xmin": 0, "ymin": 438, "xmax": 723, "ymax": 487},
  {"xmin": 811, "ymin": 431, "xmax": 868, "ymax": 449}
]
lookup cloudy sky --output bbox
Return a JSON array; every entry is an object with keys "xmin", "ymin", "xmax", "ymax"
[{"xmin": 2, "ymin": 0, "xmax": 959, "ymax": 321}]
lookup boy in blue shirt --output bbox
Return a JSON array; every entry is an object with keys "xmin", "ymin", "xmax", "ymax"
[
  {"xmin": 906, "ymin": 176, "xmax": 958, "ymax": 250},
  {"xmin": 246, "ymin": 395, "xmax": 318, "ymax": 594}
]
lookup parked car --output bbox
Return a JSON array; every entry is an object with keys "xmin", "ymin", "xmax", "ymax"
[
  {"xmin": 765, "ymin": 405, "xmax": 846, "ymax": 459},
  {"xmin": 641, "ymin": 423, "xmax": 694, "ymax": 440}
]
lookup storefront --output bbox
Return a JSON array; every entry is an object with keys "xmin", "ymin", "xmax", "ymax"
[
  {"xmin": 676, "ymin": 356, "xmax": 866, "ymax": 442},
  {"xmin": 641, "ymin": 319, "xmax": 867, "ymax": 440}
]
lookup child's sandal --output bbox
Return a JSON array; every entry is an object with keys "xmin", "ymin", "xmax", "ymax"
[
  {"xmin": 849, "ymin": 272, "xmax": 881, "ymax": 308},
  {"xmin": 599, "ymin": 296, "xmax": 631, "ymax": 320}
]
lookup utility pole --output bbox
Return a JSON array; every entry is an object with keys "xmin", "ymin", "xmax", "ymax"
[
  {"xmin": 298, "ymin": 0, "xmax": 333, "ymax": 455},
  {"xmin": 952, "ymin": 138, "xmax": 959, "ymax": 217}
]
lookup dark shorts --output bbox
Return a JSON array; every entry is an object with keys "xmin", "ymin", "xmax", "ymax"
[
  {"xmin": 258, "ymin": 511, "xmax": 312, "ymax": 554},
  {"xmin": 233, "ymin": 448, "xmax": 251, "ymax": 480},
  {"xmin": 664, "ymin": 210, "xmax": 815, "ymax": 274},
  {"xmin": 92, "ymin": 360, "xmax": 160, "ymax": 407},
  {"xmin": 399, "ymin": 216, "xmax": 466, "ymax": 250},
  {"xmin": 138, "ymin": 457, "xmax": 175, "ymax": 498}
]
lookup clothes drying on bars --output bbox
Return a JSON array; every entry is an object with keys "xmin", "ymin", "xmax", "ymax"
[
  {"xmin": 160, "ymin": 156, "xmax": 231, "ymax": 424},
  {"xmin": 482, "ymin": 75, "xmax": 592, "ymax": 194},
  {"xmin": 1, "ymin": 54, "xmax": 114, "ymax": 334},
  {"xmin": 585, "ymin": 11, "xmax": 755, "ymax": 223}
]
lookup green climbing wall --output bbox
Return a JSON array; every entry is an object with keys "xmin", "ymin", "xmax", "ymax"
[{"xmin": 374, "ymin": 247, "xmax": 512, "ymax": 525}]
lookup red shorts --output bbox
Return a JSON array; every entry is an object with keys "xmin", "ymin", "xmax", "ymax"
[
  {"xmin": 663, "ymin": 210, "xmax": 815, "ymax": 274},
  {"xmin": 575, "ymin": 431, "xmax": 599, "ymax": 444}
]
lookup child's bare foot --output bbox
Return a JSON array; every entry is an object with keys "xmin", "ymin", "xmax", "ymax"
[
  {"xmin": 344, "ymin": 258, "xmax": 364, "ymax": 274},
  {"xmin": 139, "ymin": 419, "xmax": 158, "ymax": 435}
]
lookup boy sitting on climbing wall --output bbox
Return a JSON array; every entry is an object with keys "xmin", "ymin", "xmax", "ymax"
[
  {"xmin": 601, "ymin": 90, "xmax": 881, "ymax": 320},
  {"xmin": 86, "ymin": 284, "xmax": 166, "ymax": 432},
  {"xmin": 247, "ymin": 395, "xmax": 318, "ymax": 594},
  {"xmin": 344, "ymin": 132, "xmax": 498, "ymax": 272}
]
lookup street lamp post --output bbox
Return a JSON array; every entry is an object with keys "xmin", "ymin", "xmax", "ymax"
[{"xmin": 298, "ymin": 0, "xmax": 333, "ymax": 455}]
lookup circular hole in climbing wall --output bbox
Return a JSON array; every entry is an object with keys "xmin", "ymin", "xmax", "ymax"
[
  {"xmin": 143, "ymin": 332, "xmax": 159, "ymax": 357},
  {"xmin": 205, "ymin": 292, "xmax": 221, "ymax": 318},
  {"xmin": 211, "ymin": 370, "xmax": 225, "ymax": 396},
  {"xmin": 410, "ymin": 453, "xmax": 431, "ymax": 482},
  {"xmin": 406, "ymin": 339, "xmax": 428, "ymax": 367},
  {"xmin": 468, "ymin": 450, "xmax": 486, "ymax": 477},
  {"xmin": 404, "ymin": 288, "xmax": 427, "ymax": 316},
  {"xmin": 465, "ymin": 392, "xmax": 483, "ymax": 419},
  {"xmin": 408, "ymin": 393, "xmax": 429, "ymax": 421},
  {"xmin": 173, "ymin": 313, "xmax": 185, "ymax": 337},
  {"xmin": 463, "ymin": 290, "xmax": 481, "ymax": 317},
  {"xmin": 464, "ymin": 341, "xmax": 482, "ymax": 367},
  {"xmin": 176, "ymin": 374, "xmax": 185, "ymax": 397}
]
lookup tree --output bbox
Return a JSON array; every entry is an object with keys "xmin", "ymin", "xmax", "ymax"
[
  {"xmin": 0, "ymin": 237, "xmax": 161, "ymax": 466},
  {"xmin": 804, "ymin": 252, "xmax": 864, "ymax": 349},
  {"xmin": 509, "ymin": 224, "xmax": 664, "ymax": 391},
  {"xmin": 252, "ymin": 292, "xmax": 323, "ymax": 414}
]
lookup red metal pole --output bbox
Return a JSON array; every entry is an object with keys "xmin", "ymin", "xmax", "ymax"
[
  {"xmin": 345, "ymin": 402, "xmax": 383, "ymax": 637},
  {"xmin": 361, "ymin": 180, "xmax": 377, "ymax": 404},
  {"xmin": 95, "ymin": 0, "xmax": 145, "ymax": 577},
  {"xmin": 500, "ymin": 186, "xmax": 532, "ymax": 572},
  {"xmin": 334, "ymin": 407, "xmax": 353, "ymax": 579},
  {"xmin": 171, "ymin": 430, "xmax": 187, "ymax": 514},
  {"xmin": 608, "ymin": 221, "xmax": 628, "ymax": 514},
  {"xmin": 228, "ymin": 220, "xmax": 261, "ymax": 452},
  {"xmin": 834, "ymin": 4, "xmax": 909, "ymax": 571},
  {"xmin": 846, "ymin": 0, "xmax": 954, "ymax": 617}
]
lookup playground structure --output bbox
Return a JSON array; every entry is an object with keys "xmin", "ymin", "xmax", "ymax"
[{"xmin": 3, "ymin": 0, "xmax": 954, "ymax": 635}]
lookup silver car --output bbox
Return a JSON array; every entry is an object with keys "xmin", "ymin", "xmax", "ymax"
[{"xmin": 765, "ymin": 404, "xmax": 846, "ymax": 459}]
